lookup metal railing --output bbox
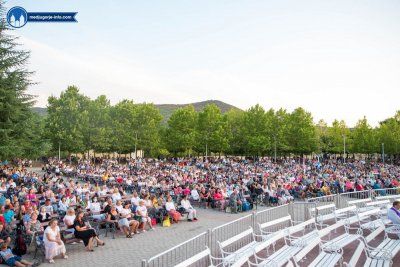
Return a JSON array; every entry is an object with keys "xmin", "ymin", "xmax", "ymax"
[
  {"xmin": 144, "ymin": 231, "xmax": 209, "ymax": 267},
  {"xmin": 289, "ymin": 202, "xmax": 317, "ymax": 222},
  {"xmin": 254, "ymin": 204, "xmax": 289, "ymax": 227},
  {"xmin": 142, "ymin": 187, "xmax": 400, "ymax": 266},
  {"xmin": 373, "ymin": 188, "xmax": 400, "ymax": 197},
  {"xmin": 210, "ymin": 213, "xmax": 253, "ymax": 256}
]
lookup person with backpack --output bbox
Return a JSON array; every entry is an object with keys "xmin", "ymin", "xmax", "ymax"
[{"xmin": 0, "ymin": 243, "xmax": 34, "ymax": 267}]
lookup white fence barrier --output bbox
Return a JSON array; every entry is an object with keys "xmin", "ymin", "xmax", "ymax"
[{"xmin": 143, "ymin": 187, "xmax": 400, "ymax": 266}]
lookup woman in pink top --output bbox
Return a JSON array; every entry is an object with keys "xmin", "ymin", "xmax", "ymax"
[{"xmin": 26, "ymin": 188, "xmax": 38, "ymax": 206}]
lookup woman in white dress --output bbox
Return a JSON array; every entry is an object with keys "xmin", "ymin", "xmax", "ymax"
[{"xmin": 43, "ymin": 219, "xmax": 67, "ymax": 263}]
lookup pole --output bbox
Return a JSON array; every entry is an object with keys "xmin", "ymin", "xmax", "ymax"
[
  {"xmin": 58, "ymin": 141, "xmax": 61, "ymax": 161},
  {"xmin": 205, "ymin": 143, "xmax": 208, "ymax": 159},
  {"xmin": 382, "ymin": 143, "xmax": 385, "ymax": 164},
  {"xmin": 343, "ymin": 135, "xmax": 346, "ymax": 163}
]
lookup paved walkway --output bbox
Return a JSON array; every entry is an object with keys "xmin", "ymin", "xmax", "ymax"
[{"xmin": 34, "ymin": 208, "xmax": 255, "ymax": 267}]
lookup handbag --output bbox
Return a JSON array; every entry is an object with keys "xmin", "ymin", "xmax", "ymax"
[
  {"xmin": 151, "ymin": 218, "xmax": 157, "ymax": 226},
  {"xmin": 162, "ymin": 216, "xmax": 171, "ymax": 227}
]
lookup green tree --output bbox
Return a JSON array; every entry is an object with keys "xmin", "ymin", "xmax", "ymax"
[
  {"xmin": 86, "ymin": 95, "xmax": 112, "ymax": 154},
  {"xmin": 286, "ymin": 107, "xmax": 318, "ymax": 155},
  {"xmin": 0, "ymin": 6, "xmax": 36, "ymax": 159},
  {"xmin": 110, "ymin": 100, "xmax": 138, "ymax": 154},
  {"xmin": 46, "ymin": 86, "xmax": 90, "ymax": 155},
  {"xmin": 110, "ymin": 101, "xmax": 162, "ymax": 156},
  {"xmin": 241, "ymin": 105, "xmax": 271, "ymax": 157},
  {"xmin": 196, "ymin": 104, "xmax": 229, "ymax": 155},
  {"xmin": 134, "ymin": 103, "xmax": 163, "ymax": 156},
  {"xmin": 21, "ymin": 113, "xmax": 51, "ymax": 159},
  {"xmin": 164, "ymin": 105, "xmax": 197, "ymax": 156},
  {"xmin": 326, "ymin": 120, "xmax": 350, "ymax": 154},
  {"xmin": 351, "ymin": 116, "xmax": 378, "ymax": 155},
  {"xmin": 225, "ymin": 109, "xmax": 245, "ymax": 155},
  {"xmin": 271, "ymin": 108, "xmax": 290, "ymax": 157},
  {"xmin": 378, "ymin": 111, "xmax": 400, "ymax": 157}
]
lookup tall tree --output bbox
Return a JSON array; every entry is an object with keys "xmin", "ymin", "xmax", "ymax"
[
  {"xmin": 0, "ymin": 5, "xmax": 36, "ymax": 159},
  {"xmin": 351, "ymin": 116, "xmax": 378, "ymax": 155},
  {"xmin": 271, "ymin": 108, "xmax": 290, "ymax": 157},
  {"xmin": 241, "ymin": 105, "xmax": 271, "ymax": 157},
  {"xmin": 286, "ymin": 107, "xmax": 318, "ymax": 155},
  {"xmin": 134, "ymin": 103, "xmax": 163, "ymax": 156},
  {"xmin": 110, "ymin": 101, "xmax": 162, "ymax": 156},
  {"xmin": 196, "ymin": 104, "xmax": 229, "ymax": 155},
  {"xmin": 86, "ymin": 95, "xmax": 112, "ymax": 153},
  {"xmin": 326, "ymin": 120, "xmax": 350, "ymax": 154},
  {"xmin": 110, "ymin": 100, "xmax": 138, "ymax": 154},
  {"xmin": 225, "ymin": 109, "xmax": 245, "ymax": 155},
  {"xmin": 46, "ymin": 86, "xmax": 90, "ymax": 155},
  {"xmin": 378, "ymin": 111, "xmax": 400, "ymax": 157},
  {"xmin": 164, "ymin": 105, "xmax": 197, "ymax": 156}
]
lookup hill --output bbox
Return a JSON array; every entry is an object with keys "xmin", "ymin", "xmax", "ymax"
[
  {"xmin": 156, "ymin": 100, "xmax": 240, "ymax": 122},
  {"xmin": 31, "ymin": 100, "xmax": 241, "ymax": 122}
]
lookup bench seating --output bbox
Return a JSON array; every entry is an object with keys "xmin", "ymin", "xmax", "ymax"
[
  {"xmin": 245, "ymin": 219, "xmax": 318, "ymax": 267},
  {"xmin": 291, "ymin": 235, "xmax": 342, "ymax": 267},
  {"xmin": 175, "ymin": 247, "xmax": 222, "ymax": 267},
  {"xmin": 257, "ymin": 214, "xmax": 297, "ymax": 253},
  {"xmin": 361, "ymin": 200, "xmax": 391, "ymax": 212},
  {"xmin": 218, "ymin": 227, "xmax": 259, "ymax": 266},
  {"xmin": 344, "ymin": 226, "xmax": 395, "ymax": 267},
  {"xmin": 309, "ymin": 204, "xmax": 337, "ymax": 228},
  {"xmin": 334, "ymin": 205, "xmax": 357, "ymax": 220},
  {"xmin": 348, "ymin": 198, "xmax": 372, "ymax": 208},
  {"xmin": 375, "ymin": 194, "xmax": 400, "ymax": 202},
  {"xmin": 231, "ymin": 229, "xmax": 291, "ymax": 267}
]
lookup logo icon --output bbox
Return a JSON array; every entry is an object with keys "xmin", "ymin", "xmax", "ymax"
[{"xmin": 7, "ymin": 6, "xmax": 28, "ymax": 28}]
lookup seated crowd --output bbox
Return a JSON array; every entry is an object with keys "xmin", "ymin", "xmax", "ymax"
[{"xmin": 0, "ymin": 156, "xmax": 399, "ymax": 265}]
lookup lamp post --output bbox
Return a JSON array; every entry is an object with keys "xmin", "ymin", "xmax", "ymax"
[
  {"xmin": 382, "ymin": 143, "xmax": 385, "ymax": 164},
  {"xmin": 58, "ymin": 141, "xmax": 61, "ymax": 161}
]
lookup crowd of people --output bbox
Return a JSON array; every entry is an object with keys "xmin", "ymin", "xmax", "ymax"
[{"xmin": 0, "ymin": 156, "xmax": 399, "ymax": 265}]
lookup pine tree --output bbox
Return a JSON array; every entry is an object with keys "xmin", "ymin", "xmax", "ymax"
[{"xmin": 0, "ymin": 4, "xmax": 36, "ymax": 159}]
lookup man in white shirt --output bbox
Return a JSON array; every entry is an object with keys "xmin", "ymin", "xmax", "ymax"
[
  {"xmin": 88, "ymin": 197, "xmax": 105, "ymax": 220},
  {"xmin": 130, "ymin": 191, "xmax": 141, "ymax": 209},
  {"xmin": 191, "ymin": 187, "xmax": 200, "ymax": 201},
  {"xmin": 181, "ymin": 195, "xmax": 197, "ymax": 221}
]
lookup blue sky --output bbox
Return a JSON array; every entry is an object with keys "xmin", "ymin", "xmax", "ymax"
[{"xmin": 5, "ymin": 0, "xmax": 400, "ymax": 126}]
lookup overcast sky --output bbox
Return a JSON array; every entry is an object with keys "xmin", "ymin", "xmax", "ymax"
[{"xmin": 6, "ymin": 0, "xmax": 400, "ymax": 126}]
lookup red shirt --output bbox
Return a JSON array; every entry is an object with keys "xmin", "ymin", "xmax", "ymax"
[{"xmin": 213, "ymin": 192, "xmax": 223, "ymax": 201}]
